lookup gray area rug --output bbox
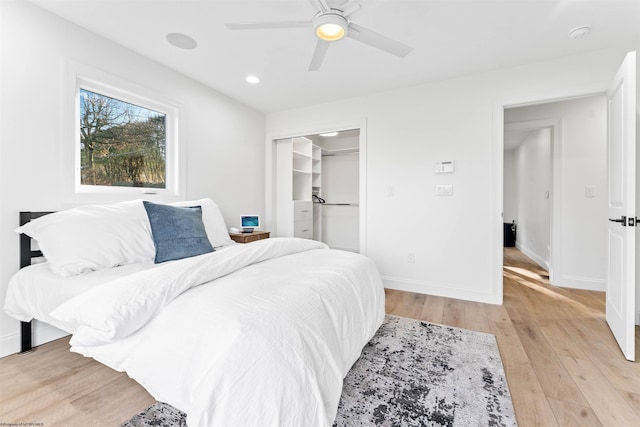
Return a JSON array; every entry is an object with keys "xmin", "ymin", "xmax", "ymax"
[{"xmin": 123, "ymin": 315, "xmax": 517, "ymax": 427}]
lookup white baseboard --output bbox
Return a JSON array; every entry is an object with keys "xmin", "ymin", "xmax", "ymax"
[
  {"xmin": 0, "ymin": 320, "xmax": 69, "ymax": 358},
  {"xmin": 514, "ymin": 242, "xmax": 605, "ymax": 292},
  {"xmin": 382, "ymin": 276, "xmax": 500, "ymax": 305},
  {"xmin": 515, "ymin": 242, "xmax": 549, "ymax": 271},
  {"xmin": 0, "ymin": 332, "xmax": 20, "ymax": 357},
  {"xmin": 553, "ymin": 275, "xmax": 606, "ymax": 292}
]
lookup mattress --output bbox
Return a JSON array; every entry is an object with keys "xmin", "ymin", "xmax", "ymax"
[
  {"xmin": 5, "ymin": 245, "xmax": 240, "ymax": 332},
  {"xmin": 4, "ymin": 261, "xmax": 156, "ymax": 332}
]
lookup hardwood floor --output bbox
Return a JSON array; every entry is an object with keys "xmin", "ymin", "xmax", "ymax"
[
  {"xmin": 387, "ymin": 248, "xmax": 640, "ymax": 427},
  {"xmin": 0, "ymin": 337, "xmax": 154, "ymax": 426},
  {"xmin": 1, "ymin": 248, "xmax": 638, "ymax": 426}
]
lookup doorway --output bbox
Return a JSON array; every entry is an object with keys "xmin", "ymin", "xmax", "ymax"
[{"xmin": 501, "ymin": 94, "xmax": 608, "ymax": 292}]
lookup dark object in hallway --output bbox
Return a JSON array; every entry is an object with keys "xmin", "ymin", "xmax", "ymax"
[{"xmin": 503, "ymin": 221, "xmax": 516, "ymax": 247}]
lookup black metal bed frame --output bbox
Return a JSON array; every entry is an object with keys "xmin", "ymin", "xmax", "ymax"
[{"xmin": 19, "ymin": 211, "xmax": 54, "ymax": 353}]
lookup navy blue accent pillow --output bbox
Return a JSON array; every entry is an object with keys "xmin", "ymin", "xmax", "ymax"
[{"xmin": 143, "ymin": 201, "xmax": 214, "ymax": 263}]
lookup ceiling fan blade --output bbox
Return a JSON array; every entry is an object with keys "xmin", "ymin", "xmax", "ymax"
[
  {"xmin": 339, "ymin": 1, "xmax": 361, "ymax": 17},
  {"xmin": 347, "ymin": 22, "xmax": 413, "ymax": 58},
  {"xmin": 225, "ymin": 21, "xmax": 312, "ymax": 30},
  {"xmin": 318, "ymin": 0, "xmax": 331, "ymax": 12},
  {"xmin": 308, "ymin": 0, "xmax": 330, "ymax": 12},
  {"xmin": 309, "ymin": 40, "xmax": 330, "ymax": 71}
]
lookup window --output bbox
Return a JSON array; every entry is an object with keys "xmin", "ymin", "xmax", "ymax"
[
  {"xmin": 79, "ymin": 89, "xmax": 166, "ymax": 189},
  {"xmin": 73, "ymin": 74, "xmax": 181, "ymax": 196}
]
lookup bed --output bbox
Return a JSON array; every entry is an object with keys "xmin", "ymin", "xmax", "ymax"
[{"xmin": 4, "ymin": 199, "xmax": 385, "ymax": 426}]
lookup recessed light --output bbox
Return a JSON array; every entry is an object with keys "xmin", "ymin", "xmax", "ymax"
[
  {"xmin": 166, "ymin": 33, "xmax": 197, "ymax": 49},
  {"xmin": 320, "ymin": 132, "xmax": 338, "ymax": 137},
  {"xmin": 246, "ymin": 75, "xmax": 260, "ymax": 84},
  {"xmin": 568, "ymin": 25, "xmax": 591, "ymax": 40}
]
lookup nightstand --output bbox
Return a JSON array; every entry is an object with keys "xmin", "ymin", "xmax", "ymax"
[{"xmin": 229, "ymin": 230, "xmax": 270, "ymax": 244}]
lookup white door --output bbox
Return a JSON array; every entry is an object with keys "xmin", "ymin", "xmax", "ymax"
[{"xmin": 606, "ymin": 51, "xmax": 636, "ymax": 361}]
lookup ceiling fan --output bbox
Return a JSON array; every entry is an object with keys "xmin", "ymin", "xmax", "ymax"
[{"xmin": 225, "ymin": 0, "xmax": 413, "ymax": 71}]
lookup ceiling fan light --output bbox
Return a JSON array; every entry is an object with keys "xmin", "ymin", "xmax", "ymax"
[
  {"xmin": 314, "ymin": 13, "xmax": 348, "ymax": 41},
  {"xmin": 317, "ymin": 23, "xmax": 345, "ymax": 41}
]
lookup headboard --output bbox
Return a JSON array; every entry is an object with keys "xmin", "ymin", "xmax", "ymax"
[
  {"xmin": 19, "ymin": 211, "xmax": 53, "ymax": 268},
  {"xmin": 18, "ymin": 211, "xmax": 53, "ymax": 353}
]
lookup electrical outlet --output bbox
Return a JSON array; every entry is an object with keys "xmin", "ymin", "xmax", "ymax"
[
  {"xmin": 436, "ymin": 184, "xmax": 453, "ymax": 196},
  {"xmin": 407, "ymin": 252, "xmax": 415, "ymax": 263},
  {"xmin": 585, "ymin": 186, "xmax": 595, "ymax": 198}
]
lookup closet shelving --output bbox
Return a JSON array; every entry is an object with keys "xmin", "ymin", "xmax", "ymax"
[
  {"xmin": 276, "ymin": 136, "xmax": 317, "ymax": 239},
  {"xmin": 311, "ymin": 144, "xmax": 322, "ymax": 241},
  {"xmin": 312, "ymin": 144, "xmax": 322, "ymax": 190},
  {"xmin": 291, "ymin": 138, "xmax": 312, "ymax": 201},
  {"xmin": 320, "ymin": 147, "xmax": 359, "ymax": 155}
]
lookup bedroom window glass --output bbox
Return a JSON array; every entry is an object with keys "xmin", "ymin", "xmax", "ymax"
[
  {"xmin": 79, "ymin": 88, "xmax": 166, "ymax": 189},
  {"xmin": 75, "ymin": 77, "xmax": 180, "ymax": 195}
]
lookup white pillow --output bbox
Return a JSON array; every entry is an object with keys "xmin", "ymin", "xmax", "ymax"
[
  {"xmin": 170, "ymin": 198, "xmax": 233, "ymax": 247},
  {"xmin": 16, "ymin": 200, "xmax": 155, "ymax": 276}
]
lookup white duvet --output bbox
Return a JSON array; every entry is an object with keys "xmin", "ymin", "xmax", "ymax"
[{"xmin": 51, "ymin": 238, "xmax": 385, "ymax": 426}]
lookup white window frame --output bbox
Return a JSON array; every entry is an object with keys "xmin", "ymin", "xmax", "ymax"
[{"xmin": 65, "ymin": 61, "xmax": 184, "ymax": 199}]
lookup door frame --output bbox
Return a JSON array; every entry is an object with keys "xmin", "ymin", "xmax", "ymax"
[
  {"xmin": 492, "ymin": 84, "xmax": 609, "ymax": 303},
  {"xmin": 265, "ymin": 118, "xmax": 368, "ymax": 254}
]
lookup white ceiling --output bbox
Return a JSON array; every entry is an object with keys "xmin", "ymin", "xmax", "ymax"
[{"xmin": 28, "ymin": 0, "xmax": 640, "ymax": 113}]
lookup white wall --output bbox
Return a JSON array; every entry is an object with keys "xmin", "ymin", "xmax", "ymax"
[
  {"xmin": 505, "ymin": 96, "xmax": 607, "ymax": 290},
  {"xmin": 0, "ymin": 1, "xmax": 265, "ymax": 356},
  {"xmin": 322, "ymin": 154, "xmax": 359, "ymax": 204},
  {"xmin": 266, "ymin": 46, "xmax": 637, "ymax": 304},
  {"xmin": 509, "ymin": 128, "xmax": 552, "ymax": 270}
]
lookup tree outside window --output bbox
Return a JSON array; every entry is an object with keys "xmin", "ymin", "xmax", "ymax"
[{"xmin": 79, "ymin": 89, "xmax": 166, "ymax": 188}]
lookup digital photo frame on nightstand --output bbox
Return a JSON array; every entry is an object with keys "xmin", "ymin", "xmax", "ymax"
[{"xmin": 240, "ymin": 215, "xmax": 260, "ymax": 233}]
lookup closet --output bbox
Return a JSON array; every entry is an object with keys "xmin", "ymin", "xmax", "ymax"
[{"xmin": 275, "ymin": 131, "xmax": 359, "ymax": 252}]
